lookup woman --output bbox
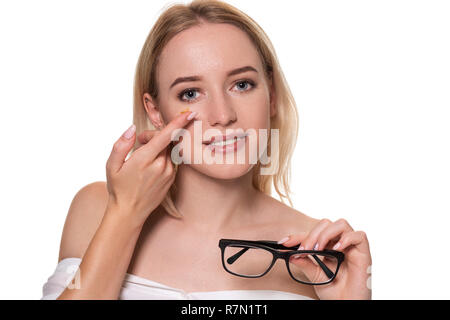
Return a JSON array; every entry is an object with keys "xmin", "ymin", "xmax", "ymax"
[{"xmin": 42, "ymin": 0, "xmax": 371, "ymax": 300}]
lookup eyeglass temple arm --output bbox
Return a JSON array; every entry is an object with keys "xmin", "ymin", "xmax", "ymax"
[
  {"xmin": 226, "ymin": 241, "xmax": 335, "ymax": 279},
  {"xmin": 226, "ymin": 240, "xmax": 287, "ymax": 264},
  {"xmin": 266, "ymin": 241, "xmax": 336, "ymax": 279},
  {"xmin": 311, "ymin": 255, "xmax": 335, "ymax": 279},
  {"xmin": 258, "ymin": 241, "xmax": 335, "ymax": 278},
  {"xmin": 226, "ymin": 247, "xmax": 249, "ymax": 264},
  {"xmin": 226, "ymin": 240, "xmax": 298, "ymax": 264}
]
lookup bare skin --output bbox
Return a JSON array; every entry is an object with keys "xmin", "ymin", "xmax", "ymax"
[
  {"xmin": 129, "ymin": 191, "xmax": 320, "ymax": 298},
  {"xmin": 64, "ymin": 181, "xmax": 321, "ymax": 299},
  {"xmin": 57, "ymin": 21, "xmax": 370, "ymax": 300},
  {"xmin": 124, "ymin": 22, "xmax": 322, "ymax": 297}
]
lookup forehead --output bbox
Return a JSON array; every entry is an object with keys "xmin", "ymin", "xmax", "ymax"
[{"xmin": 157, "ymin": 23, "xmax": 263, "ymax": 87}]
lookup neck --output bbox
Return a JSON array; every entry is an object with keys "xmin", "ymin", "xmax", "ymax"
[{"xmin": 171, "ymin": 165, "xmax": 260, "ymax": 233}]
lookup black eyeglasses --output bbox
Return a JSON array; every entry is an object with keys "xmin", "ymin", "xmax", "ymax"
[{"xmin": 218, "ymin": 238, "xmax": 345, "ymax": 285}]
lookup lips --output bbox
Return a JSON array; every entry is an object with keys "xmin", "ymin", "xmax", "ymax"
[{"xmin": 203, "ymin": 132, "xmax": 249, "ymax": 145}]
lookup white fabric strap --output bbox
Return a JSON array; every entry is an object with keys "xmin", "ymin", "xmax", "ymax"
[{"xmin": 41, "ymin": 257, "xmax": 82, "ymax": 300}]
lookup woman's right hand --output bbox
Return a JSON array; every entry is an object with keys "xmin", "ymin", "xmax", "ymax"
[{"xmin": 104, "ymin": 111, "xmax": 197, "ymax": 228}]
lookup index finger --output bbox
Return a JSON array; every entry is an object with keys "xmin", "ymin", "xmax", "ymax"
[{"xmin": 139, "ymin": 111, "xmax": 197, "ymax": 162}]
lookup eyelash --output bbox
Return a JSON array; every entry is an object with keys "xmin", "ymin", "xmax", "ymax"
[{"xmin": 177, "ymin": 79, "xmax": 257, "ymax": 103}]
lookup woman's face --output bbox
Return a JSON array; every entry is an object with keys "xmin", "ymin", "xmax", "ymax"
[{"xmin": 144, "ymin": 22, "xmax": 276, "ymax": 179}]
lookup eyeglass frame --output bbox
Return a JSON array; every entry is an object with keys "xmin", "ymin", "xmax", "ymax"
[{"xmin": 218, "ymin": 238, "xmax": 345, "ymax": 285}]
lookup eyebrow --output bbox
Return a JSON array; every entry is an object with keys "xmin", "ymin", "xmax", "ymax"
[{"xmin": 169, "ymin": 65, "xmax": 258, "ymax": 90}]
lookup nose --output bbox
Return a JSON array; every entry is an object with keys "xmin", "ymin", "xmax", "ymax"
[{"xmin": 206, "ymin": 91, "xmax": 237, "ymax": 127}]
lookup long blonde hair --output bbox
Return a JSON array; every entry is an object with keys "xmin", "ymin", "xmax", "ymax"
[{"xmin": 131, "ymin": 0, "xmax": 299, "ymax": 218}]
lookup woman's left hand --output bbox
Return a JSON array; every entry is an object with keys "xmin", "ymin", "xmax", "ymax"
[{"xmin": 280, "ymin": 218, "xmax": 372, "ymax": 300}]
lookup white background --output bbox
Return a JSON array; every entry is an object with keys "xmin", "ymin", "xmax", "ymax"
[{"xmin": 0, "ymin": 0, "xmax": 449, "ymax": 299}]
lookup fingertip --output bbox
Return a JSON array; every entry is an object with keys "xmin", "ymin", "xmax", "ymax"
[
  {"xmin": 277, "ymin": 236, "xmax": 290, "ymax": 245},
  {"xmin": 122, "ymin": 124, "xmax": 136, "ymax": 140},
  {"xmin": 186, "ymin": 111, "xmax": 198, "ymax": 121},
  {"xmin": 172, "ymin": 111, "xmax": 198, "ymax": 127}
]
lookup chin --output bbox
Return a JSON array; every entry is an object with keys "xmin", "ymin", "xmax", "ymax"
[{"xmin": 189, "ymin": 163, "xmax": 255, "ymax": 180}]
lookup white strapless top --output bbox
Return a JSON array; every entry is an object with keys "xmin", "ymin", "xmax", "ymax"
[{"xmin": 41, "ymin": 257, "xmax": 315, "ymax": 300}]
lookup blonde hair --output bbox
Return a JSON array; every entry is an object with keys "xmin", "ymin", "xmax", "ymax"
[{"xmin": 131, "ymin": 0, "xmax": 299, "ymax": 218}]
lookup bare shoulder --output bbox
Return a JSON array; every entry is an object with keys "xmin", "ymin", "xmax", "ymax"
[
  {"xmin": 256, "ymin": 192, "xmax": 321, "ymax": 236},
  {"xmin": 58, "ymin": 181, "xmax": 109, "ymax": 262}
]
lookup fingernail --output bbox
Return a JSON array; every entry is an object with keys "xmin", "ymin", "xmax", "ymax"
[
  {"xmin": 293, "ymin": 254, "xmax": 302, "ymax": 259},
  {"xmin": 333, "ymin": 242, "xmax": 341, "ymax": 250},
  {"xmin": 313, "ymin": 243, "xmax": 319, "ymax": 251},
  {"xmin": 277, "ymin": 236, "xmax": 290, "ymax": 244},
  {"xmin": 299, "ymin": 246, "xmax": 304, "ymax": 251},
  {"xmin": 123, "ymin": 124, "xmax": 136, "ymax": 140},
  {"xmin": 187, "ymin": 111, "xmax": 198, "ymax": 120}
]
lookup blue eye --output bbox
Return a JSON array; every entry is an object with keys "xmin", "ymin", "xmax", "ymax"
[
  {"xmin": 178, "ymin": 89, "xmax": 199, "ymax": 102},
  {"xmin": 235, "ymin": 80, "xmax": 255, "ymax": 91},
  {"xmin": 177, "ymin": 80, "xmax": 256, "ymax": 103}
]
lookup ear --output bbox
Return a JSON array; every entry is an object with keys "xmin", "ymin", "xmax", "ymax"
[
  {"xmin": 269, "ymin": 77, "xmax": 277, "ymax": 118},
  {"xmin": 143, "ymin": 93, "xmax": 164, "ymax": 129}
]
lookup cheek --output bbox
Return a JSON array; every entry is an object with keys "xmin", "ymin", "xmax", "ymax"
[
  {"xmin": 156, "ymin": 98, "xmax": 182, "ymax": 124},
  {"xmin": 241, "ymin": 93, "xmax": 271, "ymax": 130}
]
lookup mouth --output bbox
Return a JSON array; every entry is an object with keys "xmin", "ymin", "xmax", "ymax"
[
  {"xmin": 203, "ymin": 132, "xmax": 249, "ymax": 146},
  {"xmin": 203, "ymin": 132, "xmax": 249, "ymax": 153}
]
